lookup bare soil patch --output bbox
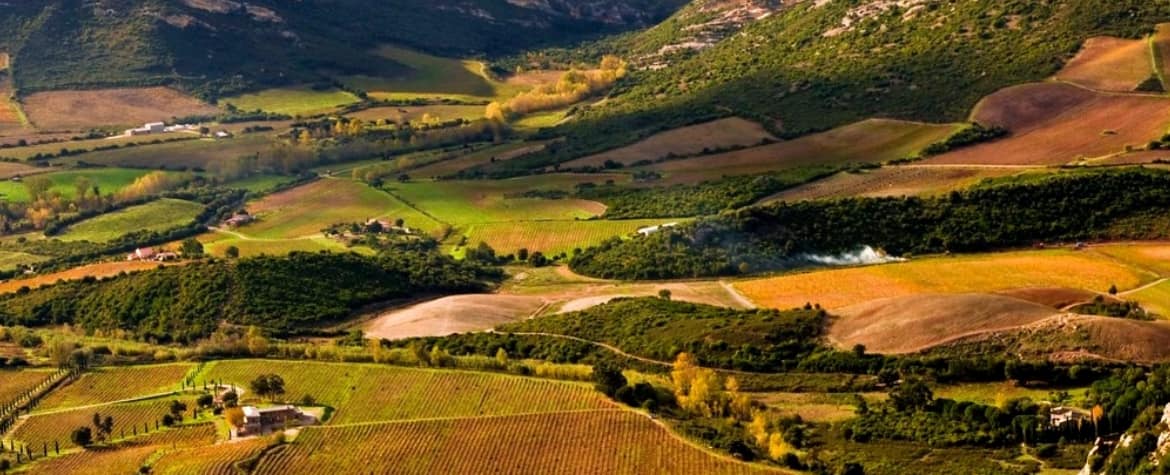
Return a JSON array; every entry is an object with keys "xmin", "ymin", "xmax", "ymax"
[
  {"xmin": 995, "ymin": 287, "xmax": 1106, "ymax": 309},
  {"xmin": 567, "ymin": 117, "xmax": 776, "ymax": 168},
  {"xmin": 926, "ymin": 83, "xmax": 1170, "ymax": 165},
  {"xmin": 829, "ymin": 293, "xmax": 1061, "ymax": 354},
  {"xmin": 363, "ymin": 294, "xmax": 546, "ymax": 339},
  {"xmin": 767, "ymin": 166, "xmax": 1018, "ymax": 202},
  {"xmin": 644, "ymin": 119, "xmax": 958, "ymax": 184},
  {"xmin": 1056, "ymin": 36, "xmax": 1154, "ymax": 92},
  {"xmin": 23, "ymin": 87, "xmax": 218, "ymax": 130},
  {"xmin": 0, "ymin": 161, "xmax": 46, "ymax": 180}
]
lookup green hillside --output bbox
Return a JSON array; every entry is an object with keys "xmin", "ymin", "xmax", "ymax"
[
  {"xmin": 0, "ymin": 0, "xmax": 686, "ymax": 100},
  {"xmin": 515, "ymin": 0, "xmax": 1170, "ymax": 169}
]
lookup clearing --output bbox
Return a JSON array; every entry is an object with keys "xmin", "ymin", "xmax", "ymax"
[
  {"xmin": 642, "ymin": 119, "xmax": 960, "ymax": 184},
  {"xmin": 734, "ymin": 249, "xmax": 1149, "ymax": 310},
  {"xmin": 566, "ymin": 117, "xmax": 777, "ymax": 168},
  {"xmin": 362, "ymin": 294, "xmax": 546, "ymax": 340},
  {"xmin": 1055, "ymin": 36, "xmax": 1155, "ymax": 92},
  {"xmin": 57, "ymin": 198, "xmax": 204, "ymax": 243},
  {"xmin": 238, "ymin": 178, "xmax": 443, "ymax": 239},
  {"xmin": 22, "ymin": 87, "xmax": 217, "ymax": 130},
  {"xmin": 765, "ymin": 165, "xmax": 1023, "ymax": 202},
  {"xmin": 222, "ymin": 86, "xmax": 360, "ymax": 116},
  {"xmin": 925, "ymin": 83, "xmax": 1170, "ymax": 165},
  {"xmin": 252, "ymin": 410, "xmax": 775, "ymax": 474}
]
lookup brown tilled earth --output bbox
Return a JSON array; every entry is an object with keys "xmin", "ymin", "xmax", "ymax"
[
  {"xmin": 767, "ymin": 166, "xmax": 1019, "ymax": 202},
  {"xmin": 363, "ymin": 294, "xmax": 547, "ymax": 340},
  {"xmin": 1055, "ymin": 36, "xmax": 1155, "ymax": 92},
  {"xmin": 23, "ymin": 87, "xmax": 218, "ymax": 130},
  {"xmin": 566, "ymin": 117, "xmax": 776, "ymax": 168},
  {"xmin": 925, "ymin": 83, "xmax": 1170, "ymax": 165},
  {"xmin": 994, "ymin": 287, "xmax": 1107, "ymax": 309},
  {"xmin": 829, "ymin": 293, "xmax": 1062, "ymax": 354}
]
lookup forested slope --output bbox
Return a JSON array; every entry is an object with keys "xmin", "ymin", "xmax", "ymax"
[{"xmin": 570, "ymin": 169, "xmax": 1170, "ymax": 279}]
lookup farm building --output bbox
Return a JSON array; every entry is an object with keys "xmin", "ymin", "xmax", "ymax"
[
  {"xmin": 637, "ymin": 222, "xmax": 678, "ymax": 236},
  {"xmin": 1049, "ymin": 406, "xmax": 1090, "ymax": 427},
  {"xmin": 224, "ymin": 213, "xmax": 255, "ymax": 227},
  {"xmin": 125, "ymin": 122, "xmax": 166, "ymax": 136},
  {"xmin": 237, "ymin": 405, "xmax": 316, "ymax": 436},
  {"xmin": 126, "ymin": 247, "xmax": 157, "ymax": 261}
]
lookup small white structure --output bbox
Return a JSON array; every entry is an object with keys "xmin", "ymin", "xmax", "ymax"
[
  {"xmin": 215, "ymin": 130, "xmax": 233, "ymax": 139},
  {"xmin": 125, "ymin": 122, "xmax": 167, "ymax": 136},
  {"xmin": 637, "ymin": 222, "xmax": 679, "ymax": 236},
  {"xmin": 126, "ymin": 247, "xmax": 157, "ymax": 261},
  {"xmin": 238, "ymin": 405, "xmax": 315, "ymax": 436},
  {"xmin": 1050, "ymin": 406, "xmax": 1089, "ymax": 427}
]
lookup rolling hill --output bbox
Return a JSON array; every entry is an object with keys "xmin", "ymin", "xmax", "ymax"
[{"xmin": 0, "ymin": 0, "xmax": 686, "ymax": 99}]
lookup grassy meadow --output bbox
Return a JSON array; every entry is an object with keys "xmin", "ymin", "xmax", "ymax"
[
  {"xmin": 57, "ymin": 198, "xmax": 203, "ymax": 243},
  {"xmin": 223, "ymin": 86, "xmax": 361, "ymax": 116},
  {"xmin": 239, "ymin": 178, "xmax": 444, "ymax": 239},
  {"xmin": 0, "ymin": 168, "xmax": 181, "ymax": 202},
  {"xmin": 341, "ymin": 46, "xmax": 525, "ymax": 102}
]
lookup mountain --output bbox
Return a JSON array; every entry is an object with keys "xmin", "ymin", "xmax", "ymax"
[
  {"xmin": 533, "ymin": 0, "xmax": 1170, "ymax": 164},
  {"xmin": 0, "ymin": 0, "xmax": 687, "ymax": 99}
]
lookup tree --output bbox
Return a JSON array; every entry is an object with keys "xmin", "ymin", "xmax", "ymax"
[
  {"xmin": 250, "ymin": 374, "xmax": 285, "ymax": 401},
  {"xmin": 169, "ymin": 400, "xmax": 188, "ymax": 419},
  {"xmin": 592, "ymin": 361, "xmax": 627, "ymax": 398},
  {"xmin": 224, "ymin": 407, "xmax": 245, "ymax": 428},
  {"xmin": 92, "ymin": 413, "xmax": 114, "ymax": 443},
  {"xmin": 70, "ymin": 427, "xmax": 93, "ymax": 448},
  {"xmin": 225, "ymin": 246, "xmax": 240, "ymax": 258},
  {"xmin": 196, "ymin": 394, "xmax": 214, "ymax": 408},
  {"xmin": 485, "ymin": 102, "xmax": 507, "ymax": 123},
  {"xmin": 495, "ymin": 348, "xmax": 508, "ymax": 366},
  {"xmin": 890, "ymin": 378, "xmax": 933, "ymax": 412},
  {"xmin": 658, "ymin": 289, "xmax": 672, "ymax": 300},
  {"xmin": 222, "ymin": 390, "xmax": 239, "ymax": 407},
  {"xmin": 1108, "ymin": 284, "xmax": 1118, "ymax": 295},
  {"xmin": 517, "ymin": 248, "xmax": 529, "ymax": 262},
  {"xmin": 180, "ymin": 238, "xmax": 204, "ymax": 257},
  {"xmin": 852, "ymin": 344, "xmax": 866, "ymax": 358}
]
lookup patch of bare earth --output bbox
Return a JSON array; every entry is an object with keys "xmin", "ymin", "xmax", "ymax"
[
  {"xmin": 1055, "ymin": 36, "xmax": 1154, "ymax": 92},
  {"xmin": 566, "ymin": 117, "xmax": 776, "ymax": 168},
  {"xmin": 363, "ymin": 295, "xmax": 546, "ymax": 339},
  {"xmin": 829, "ymin": 293, "xmax": 1061, "ymax": 354},
  {"xmin": 995, "ymin": 287, "xmax": 1108, "ymax": 309},
  {"xmin": 767, "ymin": 166, "xmax": 1018, "ymax": 202},
  {"xmin": 23, "ymin": 87, "xmax": 218, "ymax": 130},
  {"xmin": 925, "ymin": 83, "xmax": 1170, "ymax": 165},
  {"xmin": 946, "ymin": 314, "xmax": 1170, "ymax": 364}
]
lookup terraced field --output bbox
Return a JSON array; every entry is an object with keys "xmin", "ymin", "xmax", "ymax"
[
  {"xmin": 37, "ymin": 363, "xmax": 194, "ymax": 410},
  {"xmin": 253, "ymin": 410, "xmax": 775, "ymax": 475},
  {"xmin": 58, "ymin": 135, "xmax": 274, "ymax": 170},
  {"xmin": 57, "ymin": 198, "xmax": 204, "ymax": 243}
]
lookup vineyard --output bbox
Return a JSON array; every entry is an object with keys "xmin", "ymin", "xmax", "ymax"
[
  {"xmin": 254, "ymin": 410, "xmax": 777, "ymax": 474},
  {"xmin": 36, "ymin": 364, "xmax": 194, "ymax": 411},
  {"xmin": 0, "ymin": 370, "xmax": 54, "ymax": 409},
  {"xmin": 12, "ymin": 396, "xmax": 200, "ymax": 451},
  {"xmin": 20, "ymin": 443, "xmax": 160, "ymax": 475},
  {"xmin": 150, "ymin": 436, "xmax": 275, "ymax": 475},
  {"xmin": 195, "ymin": 360, "xmax": 610, "ymax": 424}
]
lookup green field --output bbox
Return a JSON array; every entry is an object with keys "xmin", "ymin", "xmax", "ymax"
[
  {"xmin": 57, "ymin": 198, "xmax": 204, "ymax": 243},
  {"xmin": 0, "ymin": 250, "xmax": 48, "ymax": 271},
  {"xmin": 1131, "ymin": 280, "xmax": 1170, "ymax": 318},
  {"xmin": 341, "ymin": 46, "xmax": 525, "ymax": 102},
  {"xmin": 344, "ymin": 104, "xmax": 486, "ymax": 123},
  {"xmin": 387, "ymin": 174, "xmax": 618, "ymax": 223},
  {"xmin": 0, "ymin": 168, "xmax": 179, "ymax": 202},
  {"xmin": 57, "ymin": 135, "xmax": 274, "ymax": 170},
  {"xmin": 223, "ymin": 174, "xmax": 297, "ymax": 194},
  {"xmin": 0, "ymin": 133, "xmax": 193, "ymax": 161},
  {"xmin": 237, "ymin": 178, "xmax": 444, "ymax": 239},
  {"xmin": 198, "ymin": 232, "xmax": 358, "ymax": 258},
  {"xmin": 223, "ymin": 86, "xmax": 361, "ymax": 116},
  {"xmin": 460, "ymin": 219, "xmax": 672, "ymax": 256}
]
